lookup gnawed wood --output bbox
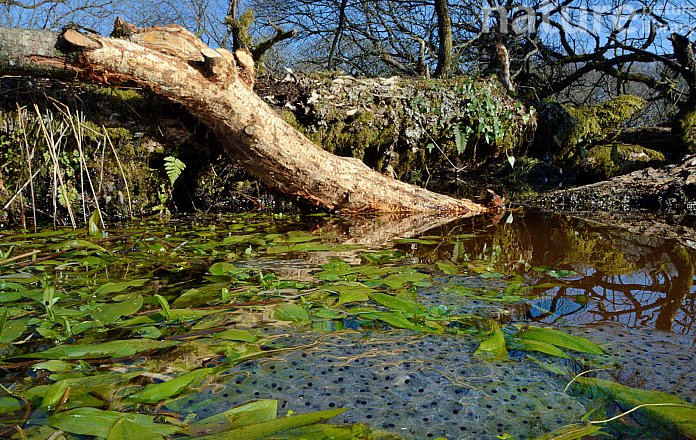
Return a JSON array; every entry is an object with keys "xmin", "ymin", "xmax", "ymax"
[{"xmin": 0, "ymin": 22, "xmax": 486, "ymax": 214}]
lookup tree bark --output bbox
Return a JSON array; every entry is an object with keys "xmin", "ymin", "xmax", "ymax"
[
  {"xmin": 0, "ymin": 23, "xmax": 485, "ymax": 215},
  {"xmin": 433, "ymin": 0, "xmax": 453, "ymax": 79}
]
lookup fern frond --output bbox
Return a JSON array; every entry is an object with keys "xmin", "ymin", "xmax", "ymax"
[{"xmin": 164, "ymin": 156, "xmax": 186, "ymax": 186}]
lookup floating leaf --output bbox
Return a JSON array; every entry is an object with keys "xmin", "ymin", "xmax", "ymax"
[
  {"xmin": 0, "ymin": 316, "xmax": 29, "ymax": 343},
  {"xmin": 393, "ymin": 238, "xmax": 438, "ymax": 245},
  {"xmin": 198, "ymin": 408, "xmax": 347, "ymax": 440},
  {"xmin": 368, "ymin": 292, "xmax": 426, "ymax": 314},
  {"xmin": 55, "ymin": 239, "xmax": 108, "ymax": 253},
  {"xmin": 128, "ymin": 368, "xmax": 212, "ymax": 404},
  {"xmin": 41, "ymin": 380, "xmax": 70, "ymax": 411},
  {"xmin": 436, "ymin": 261, "xmax": 459, "ymax": 275},
  {"xmin": 326, "ymin": 284, "xmax": 372, "ymax": 306},
  {"xmin": 107, "ymin": 417, "xmax": 164, "ymax": 440},
  {"xmin": 267, "ymin": 242, "xmax": 350, "ymax": 254},
  {"xmin": 49, "ymin": 407, "xmax": 179, "ymax": 437},
  {"xmin": 518, "ymin": 326, "xmax": 605, "ymax": 355},
  {"xmin": 535, "ymin": 423, "xmax": 603, "ymax": 440},
  {"xmin": 274, "ymin": 303, "xmax": 310, "ymax": 322},
  {"xmin": 519, "ymin": 338, "xmax": 570, "ymax": 359},
  {"xmin": 209, "ymin": 262, "xmax": 242, "ymax": 276},
  {"xmin": 94, "ymin": 279, "xmax": 148, "ymax": 295},
  {"xmin": 577, "ymin": 377, "xmax": 696, "ymax": 438},
  {"xmin": 91, "ymin": 294, "xmax": 144, "ymax": 324},
  {"xmin": 378, "ymin": 272, "xmax": 429, "ymax": 289},
  {"xmin": 475, "ymin": 323, "xmax": 508, "ymax": 359},
  {"xmin": 546, "ymin": 269, "xmax": 577, "ymax": 278},
  {"xmin": 0, "ymin": 396, "xmax": 24, "ymax": 415},
  {"xmin": 186, "ymin": 400, "xmax": 278, "ymax": 436},
  {"xmin": 216, "ymin": 329, "xmax": 258, "ymax": 343},
  {"xmin": 21, "ymin": 339, "xmax": 178, "ymax": 359},
  {"xmin": 33, "ymin": 360, "xmax": 74, "ymax": 373},
  {"xmin": 362, "ymin": 311, "xmax": 431, "ymax": 332}
]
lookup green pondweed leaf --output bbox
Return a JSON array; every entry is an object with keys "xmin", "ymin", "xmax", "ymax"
[
  {"xmin": 436, "ymin": 261, "xmax": 460, "ymax": 275},
  {"xmin": 576, "ymin": 377, "xmax": 696, "ymax": 438},
  {"xmin": 94, "ymin": 279, "xmax": 148, "ymax": 295},
  {"xmin": 41, "ymin": 380, "xmax": 70, "ymax": 411},
  {"xmin": 209, "ymin": 262, "xmax": 246, "ymax": 276},
  {"xmin": 393, "ymin": 238, "xmax": 438, "ymax": 245},
  {"xmin": 0, "ymin": 313, "xmax": 27, "ymax": 343},
  {"xmin": 0, "ymin": 396, "xmax": 24, "ymax": 415},
  {"xmin": 19, "ymin": 339, "xmax": 178, "ymax": 359},
  {"xmin": 91, "ymin": 294, "xmax": 144, "ymax": 324},
  {"xmin": 154, "ymin": 294, "xmax": 172, "ymax": 322},
  {"xmin": 49, "ymin": 407, "xmax": 179, "ymax": 438},
  {"xmin": 216, "ymin": 329, "xmax": 258, "ymax": 343},
  {"xmin": 54, "ymin": 239, "xmax": 108, "ymax": 253},
  {"xmin": 274, "ymin": 303, "xmax": 310, "ymax": 322},
  {"xmin": 475, "ymin": 323, "xmax": 508, "ymax": 359},
  {"xmin": 0, "ymin": 309, "xmax": 7, "ymax": 337},
  {"xmin": 315, "ymin": 261, "xmax": 381, "ymax": 282},
  {"xmin": 322, "ymin": 283, "xmax": 372, "ymax": 306},
  {"xmin": 107, "ymin": 417, "xmax": 165, "ymax": 440},
  {"xmin": 362, "ymin": 311, "xmax": 432, "ymax": 332},
  {"xmin": 284, "ymin": 231, "xmax": 318, "ymax": 243},
  {"xmin": 519, "ymin": 338, "xmax": 571, "ymax": 359},
  {"xmin": 546, "ymin": 269, "xmax": 577, "ymax": 278},
  {"xmin": 33, "ymin": 360, "xmax": 74, "ymax": 373},
  {"xmin": 266, "ymin": 242, "xmax": 350, "ymax": 254},
  {"xmin": 281, "ymin": 423, "xmax": 373, "ymax": 438},
  {"xmin": 534, "ymin": 423, "xmax": 603, "ymax": 440},
  {"xmin": 88, "ymin": 209, "xmax": 102, "ymax": 236},
  {"xmin": 198, "ymin": 407, "xmax": 348, "ymax": 440},
  {"xmin": 186, "ymin": 400, "xmax": 278, "ymax": 436},
  {"xmin": 518, "ymin": 326, "xmax": 605, "ymax": 355},
  {"xmin": 368, "ymin": 292, "xmax": 426, "ymax": 314},
  {"xmin": 128, "ymin": 368, "xmax": 213, "ymax": 404},
  {"xmin": 378, "ymin": 271, "xmax": 430, "ymax": 289}
]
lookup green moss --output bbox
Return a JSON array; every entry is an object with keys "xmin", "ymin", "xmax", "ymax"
[
  {"xmin": 579, "ymin": 143, "xmax": 665, "ymax": 179},
  {"xmin": 273, "ymin": 74, "xmax": 535, "ymax": 182},
  {"xmin": 561, "ymin": 95, "xmax": 646, "ymax": 160},
  {"xmin": 679, "ymin": 109, "xmax": 696, "ymax": 153},
  {"xmin": 236, "ymin": 9, "xmax": 255, "ymax": 50},
  {"xmin": 96, "ymin": 87, "xmax": 145, "ymax": 104}
]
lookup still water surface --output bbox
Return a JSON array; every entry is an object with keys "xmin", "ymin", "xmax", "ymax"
[{"xmin": 1, "ymin": 209, "xmax": 694, "ymax": 439}]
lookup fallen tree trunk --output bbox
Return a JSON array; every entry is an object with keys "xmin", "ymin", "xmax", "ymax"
[{"xmin": 0, "ymin": 23, "xmax": 485, "ymax": 215}]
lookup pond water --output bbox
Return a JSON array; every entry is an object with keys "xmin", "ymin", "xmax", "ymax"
[{"xmin": 0, "ymin": 209, "xmax": 694, "ymax": 439}]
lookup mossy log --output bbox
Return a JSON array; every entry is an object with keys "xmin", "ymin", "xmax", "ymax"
[
  {"xmin": 0, "ymin": 24, "xmax": 485, "ymax": 214},
  {"xmin": 536, "ymin": 154, "xmax": 696, "ymax": 213},
  {"xmin": 534, "ymin": 95, "xmax": 647, "ymax": 161},
  {"xmin": 257, "ymin": 74, "xmax": 536, "ymax": 183}
]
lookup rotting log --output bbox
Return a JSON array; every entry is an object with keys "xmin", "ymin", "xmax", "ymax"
[{"xmin": 0, "ymin": 23, "xmax": 486, "ymax": 215}]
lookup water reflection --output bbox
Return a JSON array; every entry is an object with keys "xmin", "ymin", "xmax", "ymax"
[{"xmin": 390, "ymin": 210, "xmax": 696, "ymax": 336}]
